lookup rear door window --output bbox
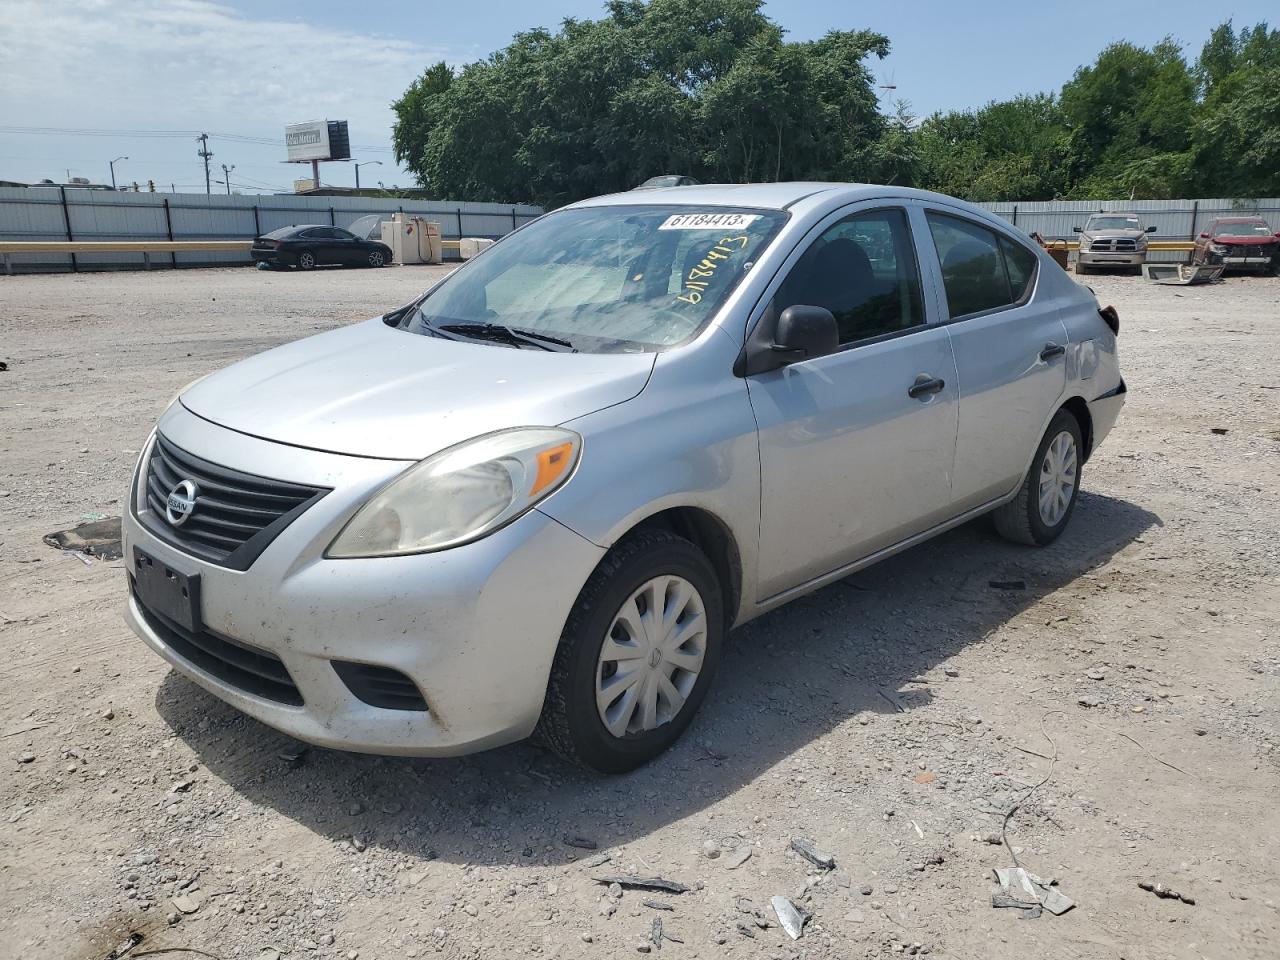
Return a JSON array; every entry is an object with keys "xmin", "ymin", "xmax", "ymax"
[
  {"xmin": 926, "ymin": 213, "xmax": 1022, "ymax": 318},
  {"xmin": 1001, "ymin": 237, "xmax": 1038, "ymax": 302}
]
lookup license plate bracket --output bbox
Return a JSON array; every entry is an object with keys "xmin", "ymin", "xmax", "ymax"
[{"xmin": 133, "ymin": 547, "xmax": 201, "ymax": 633}]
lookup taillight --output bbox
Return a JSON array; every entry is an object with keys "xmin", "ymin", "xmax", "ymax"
[{"xmin": 1099, "ymin": 305, "xmax": 1119, "ymax": 336}]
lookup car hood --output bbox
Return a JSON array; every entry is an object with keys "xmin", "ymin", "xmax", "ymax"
[
  {"xmin": 180, "ymin": 318, "xmax": 656, "ymax": 460},
  {"xmin": 1211, "ymin": 234, "xmax": 1275, "ymax": 246},
  {"xmin": 1083, "ymin": 228, "xmax": 1146, "ymax": 240}
]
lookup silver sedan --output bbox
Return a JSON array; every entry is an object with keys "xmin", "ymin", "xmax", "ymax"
[{"xmin": 123, "ymin": 183, "xmax": 1126, "ymax": 772}]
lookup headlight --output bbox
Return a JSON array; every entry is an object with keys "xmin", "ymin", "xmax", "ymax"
[
  {"xmin": 1078, "ymin": 237, "xmax": 1091, "ymax": 251},
  {"xmin": 326, "ymin": 427, "xmax": 581, "ymax": 558},
  {"xmin": 1135, "ymin": 236, "xmax": 1148, "ymax": 249},
  {"xmin": 1209, "ymin": 243, "xmax": 1229, "ymax": 254}
]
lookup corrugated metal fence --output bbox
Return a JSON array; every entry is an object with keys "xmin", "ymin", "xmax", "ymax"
[
  {"xmin": 975, "ymin": 197, "xmax": 1280, "ymax": 263},
  {"xmin": 0, "ymin": 187, "xmax": 544, "ymax": 272}
]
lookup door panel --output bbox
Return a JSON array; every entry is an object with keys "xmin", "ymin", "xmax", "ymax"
[
  {"xmin": 743, "ymin": 201, "xmax": 959, "ymax": 600},
  {"xmin": 748, "ymin": 331, "xmax": 959, "ymax": 598}
]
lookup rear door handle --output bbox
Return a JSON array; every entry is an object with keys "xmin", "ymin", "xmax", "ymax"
[
  {"xmin": 907, "ymin": 374, "xmax": 946, "ymax": 399},
  {"xmin": 1039, "ymin": 342, "xmax": 1067, "ymax": 362}
]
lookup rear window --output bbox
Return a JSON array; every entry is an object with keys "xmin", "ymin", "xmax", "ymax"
[{"xmin": 262, "ymin": 227, "xmax": 299, "ymax": 240}]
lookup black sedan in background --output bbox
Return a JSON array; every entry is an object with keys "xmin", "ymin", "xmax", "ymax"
[{"xmin": 251, "ymin": 225, "xmax": 392, "ymax": 270}]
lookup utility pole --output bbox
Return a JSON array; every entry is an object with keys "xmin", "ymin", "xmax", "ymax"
[
  {"xmin": 109, "ymin": 156, "xmax": 128, "ymax": 190},
  {"xmin": 196, "ymin": 133, "xmax": 213, "ymax": 195},
  {"xmin": 220, "ymin": 163, "xmax": 235, "ymax": 195},
  {"xmin": 354, "ymin": 160, "xmax": 381, "ymax": 190}
]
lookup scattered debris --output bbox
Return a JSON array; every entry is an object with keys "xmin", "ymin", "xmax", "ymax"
[
  {"xmin": 1141, "ymin": 262, "xmax": 1223, "ymax": 285},
  {"xmin": 913, "ymin": 771, "xmax": 936, "ymax": 785},
  {"xmin": 988, "ymin": 579, "xmax": 1027, "ymax": 591},
  {"xmin": 790, "ymin": 837, "xmax": 835, "ymax": 870},
  {"xmin": 642, "ymin": 899, "xmax": 674, "ymax": 911},
  {"xmin": 171, "ymin": 892, "xmax": 204, "ymax": 914},
  {"xmin": 771, "ymin": 896, "xmax": 807, "ymax": 940},
  {"xmin": 1139, "ymin": 881, "xmax": 1196, "ymax": 905},
  {"xmin": 584, "ymin": 852, "xmax": 612, "ymax": 868},
  {"xmin": 723, "ymin": 845, "xmax": 753, "ymax": 869},
  {"xmin": 43, "ymin": 517, "xmax": 123, "ymax": 561},
  {"xmin": 993, "ymin": 867, "xmax": 1074, "ymax": 918},
  {"xmin": 4, "ymin": 721, "xmax": 49, "ymax": 738},
  {"xmin": 593, "ymin": 876, "xmax": 690, "ymax": 894},
  {"xmin": 650, "ymin": 917, "xmax": 664, "ymax": 950},
  {"xmin": 101, "ymin": 932, "xmax": 145, "ymax": 960},
  {"xmin": 1210, "ymin": 427, "xmax": 1228, "ymax": 435},
  {"xmin": 277, "ymin": 744, "xmax": 308, "ymax": 767},
  {"xmin": 563, "ymin": 834, "xmax": 598, "ymax": 850}
]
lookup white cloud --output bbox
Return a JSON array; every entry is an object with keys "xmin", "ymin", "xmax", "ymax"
[{"xmin": 1, "ymin": 0, "xmax": 454, "ymax": 155}]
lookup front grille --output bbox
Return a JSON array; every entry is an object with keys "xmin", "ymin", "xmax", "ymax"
[
  {"xmin": 332, "ymin": 661, "xmax": 429, "ymax": 712},
  {"xmin": 133, "ymin": 583, "xmax": 303, "ymax": 706},
  {"xmin": 139, "ymin": 434, "xmax": 327, "ymax": 571},
  {"xmin": 1090, "ymin": 238, "xmax": 1136, "ymax": 252}
]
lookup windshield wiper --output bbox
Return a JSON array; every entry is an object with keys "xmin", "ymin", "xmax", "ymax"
[{"xmin": 437, "ymin": 322, "xmax": 576, "ymax": 352}]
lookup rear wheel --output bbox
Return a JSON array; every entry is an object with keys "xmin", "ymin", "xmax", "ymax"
[
  {"xmin": 297, "ymin": 250, "xmax": 316, "ymax": 271},
  {"xmin": 993, "ymin": 410, "xmax": 1083, "ymax": 546},
  {"xmin": 535, "ymin": 529, "xmax": 724, "ymax": 773}
]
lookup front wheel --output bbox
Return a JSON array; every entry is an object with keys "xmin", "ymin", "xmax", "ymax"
[
  {"xmin": 993, "ymin": 410, "xmax": 1083, "ymax": 546},
  {"xmin": 367, "ymin": 250, "xmax": 386, "ymax": 268},
  {"xmin": 1073, "ymin": 260, "xmax": 1090, "ymax": 276},
  {"xmin": 535, "ymin": 529, "xmax": 724, "ymax": 773}
]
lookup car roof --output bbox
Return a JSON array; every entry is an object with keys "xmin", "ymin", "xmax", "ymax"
[
  {"xmin": 1214, "ymin": 216, "xmax": 1266, "ymax": 223},
  {"xmin": 1088, "ymin": 212, "xmax": 1140, "ymax": 218},
  {"xmin": 567, "ymin": 181, "xmax": 957, "ymax": 211}
]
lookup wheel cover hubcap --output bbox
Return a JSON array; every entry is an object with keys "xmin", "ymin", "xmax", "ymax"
[
  {"xmin": 595, "ymin": 575, "xmax": 706, "ymax": 738},
  {"xmin": 1038, "ymin": 430, "xmax": 1077, "ymax": 527}
]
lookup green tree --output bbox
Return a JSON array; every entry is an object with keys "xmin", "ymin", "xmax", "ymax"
[
  {"xmin": 1192, "ymin": 21, "xmax": 1280, "ymax": 195},
  {"xmin": 392, "ymin": 0, "xmax": 888, "ymax": 205},
  {"xmin": 391, "ymin": 62, "xmax": 455, "ymax": 190},
  {"xmin": 1059, "ymin": 39, "xmax": 1197, "ymax": 198}
]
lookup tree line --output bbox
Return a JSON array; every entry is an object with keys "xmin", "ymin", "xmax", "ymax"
[{"xmin": 391, "ymin": 1, "xmax": 1279, "ymax": 207}]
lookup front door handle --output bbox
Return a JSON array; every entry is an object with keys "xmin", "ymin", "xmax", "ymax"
[
  {"xmin": 907, "ymin": 374, "xmax": 946, "ymax": 399},
  {"xmin": 1039, "ymin": 342, "xmax": 1067, "ymax": 362}
]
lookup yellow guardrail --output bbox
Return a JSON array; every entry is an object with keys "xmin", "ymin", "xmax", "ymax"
[
  {"xmin": 0, "ymin": 240, "xmax": 252, "ymax": 254},
  {"xmin": 1054, "ymin": 240, "xmax": 1195, "ymax": 252}
]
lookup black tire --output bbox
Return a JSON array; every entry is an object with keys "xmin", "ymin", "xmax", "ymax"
[
  {"xmin": 993, "ymin": 409, "xmax": 1084, "ymax": 546},
  {"xmin": 367, "ymin": 249, "xmax": 386, "ymax": 268},
  {"xmin": 1073, "ymin": 260, "xmax": 1090, "ymax": 276},
  {"xmin": 297, "ymin": 250, "xmax": 316, "ymax": 271},
  {"xmin": 535, "ymin": 528, "xmax": 724, "ymax": 773}
]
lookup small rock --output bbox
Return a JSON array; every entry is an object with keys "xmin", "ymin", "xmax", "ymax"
[
  {"xmin": 1086, "ymin": 670, "xmax": 1105, "ymax": 681},
  {"xmin": 1078, "ymin": 696, "xmax": 1099, "ymax": 708},
  {"xmin": 580, "ymin": 933, "xmax": 594, "ymax": 943},
  {"xmin": 724, "ymin": 846, "xmax": 753, "ymax": 869},
  {"xmin": 563, "ymin": 834, "xmax": 598, "ymax": 850},
  {"xmin": 608, "ymin": 882, "xmax": 623, "ymax": 899},
  {"xmin": 18, "ymin": 752, "xmax": 35, "ymax": 764},
  {"xmin": 846, "ymin": 908, "xmax": 866, "ymax": 923},
  {"xmin": 943, "ymin": 668, "xmax": 960, "ymax": 678},
  {"xmin": 859, "ymin": 885, "xmax": 873, "ymax": 896},
  {"xmin": 636, "ymin": 943, "xmax": 651, "ymax": 954},
  {"xmin": 347, "ymin": 801, "xmax": 364, "ymax": 816},
  {"xmin": 883, "ymin": 883, "xmax": 899, "ymax": 894},
  {"xmin": 463, "ymin": 903, "xmax": 478, "ymax": 917},
  {"xmin": 171, "ymin": 893, "xmax": 202, "ymax": 914},
  {"xmin": 701, "ymin": 839, "xmax": 721, "ymax": 859},
  {"xmin": 101, "ymin": 708, "xmax": 115, "ymax": 720}
]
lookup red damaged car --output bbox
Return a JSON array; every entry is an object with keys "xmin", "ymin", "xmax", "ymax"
[{"xmin": 1192, "ymin": 217, "xmax": 1279, "ymax": 272}]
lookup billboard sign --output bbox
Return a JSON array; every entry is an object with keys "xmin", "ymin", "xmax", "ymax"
[
  {"xmin": 285, "ymin": 121, "xmax": 331, "ymax": 162},
  {"xmin": 285, "ymin": 120, "xmax": 351, "ymax": 162}
]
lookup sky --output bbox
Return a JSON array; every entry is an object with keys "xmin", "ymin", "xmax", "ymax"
[{"xmin": 1, "ymin": 0, "xmax": 1275, "ymax": 194}]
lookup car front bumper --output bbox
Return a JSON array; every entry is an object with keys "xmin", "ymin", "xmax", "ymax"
[
  {"xmin": 122, "ymin": 405, "xmax": 605, "ymax": 756},
  {"xmin": 1078, "ymin": 250, "xmax": 1146, "ymax": 267}
]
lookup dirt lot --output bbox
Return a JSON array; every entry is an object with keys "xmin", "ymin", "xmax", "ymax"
[{"xmin": 1, "ymin": 264, "xmax": 1278, "ymax": 960}]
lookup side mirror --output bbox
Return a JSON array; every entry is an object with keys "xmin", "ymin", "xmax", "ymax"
[
  {"xmin": 1199, "ymin": 232, "xmax": 1211, "ymax": 239},
  {"xmin": 1072, "ymin": 226, "xmax": 1083, "ymax": 233},
  {"xmin": 1145, "ymin": 225, "xmax": 1157, "ymax": 234},
  {"xmin": 772, "ymin": 305, "xmax": 838, "ymax": 363},
  {"xmin": 1274, "ymin": 232, "xmax": 1280, "ymax": 239}
]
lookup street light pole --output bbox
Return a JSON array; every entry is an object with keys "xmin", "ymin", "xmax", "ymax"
[
  {"xmin": 220, "ymin": 164, "xmax": 235, "ymax": 195},
  {"xmin": 109, "ymin": 156, "xmax": 128, "ymax": 190},
  {"xmin": 354, "ymin": 160, "xmax": 382, "ymax": 190}
]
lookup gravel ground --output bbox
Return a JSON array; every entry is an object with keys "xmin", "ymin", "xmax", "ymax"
[{"xmin": 1, "ymin": 265, "xmax": 1278, "ymax": 960}]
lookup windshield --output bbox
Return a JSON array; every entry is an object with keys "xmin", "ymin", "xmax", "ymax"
[
  {"xmin": 395, "ymin": 205, "xmax": 787, "ymax": 353},
  {"xmin": 1087, "ymin": 216, "xmax": 1141, "ymax": 231},
  {"xmin": 1216, "ymin": 221, "xmax": 1271, "ymax": 237}
]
